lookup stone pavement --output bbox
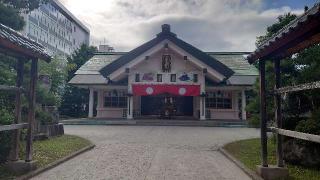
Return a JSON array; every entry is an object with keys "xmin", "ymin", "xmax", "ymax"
[{"xmin": 32, "ymin": 125, "xmax": 259, "ymax": 180}]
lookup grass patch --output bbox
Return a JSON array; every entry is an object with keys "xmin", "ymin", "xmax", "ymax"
[
  {"xmin": 224, "ymin": 138, "xmax": 320, "ymax": 180},
  {"xmin": 0, "ymin": 135, "xmax": 92, "ymax": 180}
]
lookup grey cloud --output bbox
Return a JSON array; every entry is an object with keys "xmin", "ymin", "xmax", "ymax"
[{"xmin": 58, "ymin": 0, "xmax": 303, "ymax": 52}]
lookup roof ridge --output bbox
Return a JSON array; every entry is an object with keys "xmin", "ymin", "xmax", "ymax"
[{"xmin": 206, "ymin": 52, "xmax": 251, "ymax": 55}]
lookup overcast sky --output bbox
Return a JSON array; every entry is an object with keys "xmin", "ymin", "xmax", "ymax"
[{"xmin": 59, "ymin": 0, "xmax": 317, "ymax": 52}]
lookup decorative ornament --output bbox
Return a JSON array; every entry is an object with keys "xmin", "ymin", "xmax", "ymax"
[
  {"xmin": 142, "ymin": 73, "xmax": 154, "ymax": 81},
  {"xmin": 179, "ymin": 73, "xmax": 191, "ymax": 81},
  {"xmin": 179, "ymin": 87, "xmax": 187, "ymax": 95},
  {"xmin": 146, "ymin": 87, "xmax": 154, "ymax": 95},
  {"xmin": 162, "ymin": 54, "xmax": 172, "ymax": 72}
]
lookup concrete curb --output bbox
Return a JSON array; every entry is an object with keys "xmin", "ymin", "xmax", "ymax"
[
  {"xmin": 219, "ymin": 148, "xmax": 263, "ymax": 180},
  {"xmin": 17, "ymin": 143, "xmax": 95, "ymax": 180}
]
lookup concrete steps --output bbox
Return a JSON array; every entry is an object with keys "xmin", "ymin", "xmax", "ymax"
[{"xmin": 61, "ymin": 118, "xmax": 248, "ymax": 127}]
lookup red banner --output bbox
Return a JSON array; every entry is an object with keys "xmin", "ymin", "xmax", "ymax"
[{"xmin": 132, "ymin": 84, "xmax": 200, "ymax": 96}]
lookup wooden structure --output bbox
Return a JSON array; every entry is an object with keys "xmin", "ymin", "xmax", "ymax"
[
  {"xmin": 247, "ymin": 3, "xmax": 320, "ymax": 179},
  {"xmin": 0, "ymin": 23, "xmax": 51, "ymax": 165}
]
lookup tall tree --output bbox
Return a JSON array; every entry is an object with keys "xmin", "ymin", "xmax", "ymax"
[
  {"xmin": 60, "ymin": 44, "xmax": 97, "ymax": 118},
  {"xmin": 247, "ymin": 13, "xmax": 298, "ymax": 127},
  {"xmin": 0, "ymin": 0, "xmax": 48, "ymax": 30}
]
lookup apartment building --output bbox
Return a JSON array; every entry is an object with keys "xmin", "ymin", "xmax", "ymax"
[{"xmin": 22, "ymin": 0, "xmax": 90, "ymax": 57}]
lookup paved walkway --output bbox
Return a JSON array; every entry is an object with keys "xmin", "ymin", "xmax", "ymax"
[{"xmin": 32, "ymin": 125, "xmax": 259, "ymax": 180}]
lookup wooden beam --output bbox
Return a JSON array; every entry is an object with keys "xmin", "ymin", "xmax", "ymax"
[
  {"xmin": 259, "ymin": 60, "xmax": 268, "ymax": 167},
  {"xmin": 274, "ymin": 59, "xmax": 284, "ymax": 167},
  {"xmin": 0, "ymin": 85, "xmax": 24, "ymax": 92},
  {"xmin": 283, "ymin": 33, "xmax": 320, "ymax": 58},
  {"xmin": 274, "ymin": 81, "xmax": 320, "ymax": 94},
  {"xmin": 9, "ymin": 60, "xmax": 24, "ymax": 161},
  {"xmin": 0, "ymin": 123, "xmax": 28, "ymax": 132},
  {"xmin": 248, "ymin": 16, "xmax": 320, "ymax": 63},
  {"xmin": 25, "ymin": 58, "xmax": 38, "ymax": 162},
  {"xmin": 0, "ymin": 37, "xmax": 51, "ymax": 62},
  {"xmin": 269, "ymin": 127, "xmax": 320, "ymax": 144},
  {"xmin": 263, "ymin": 24, "xmax": 320, "ymax": 60},
  {"xmin": 0, "ymin": 47, "xmax": 31, "ymax": 60}
]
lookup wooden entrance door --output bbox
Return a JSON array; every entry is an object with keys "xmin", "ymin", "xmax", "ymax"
[{"xmin": 141, "ymin": 96, "xmax": 193, "ymax": 116}]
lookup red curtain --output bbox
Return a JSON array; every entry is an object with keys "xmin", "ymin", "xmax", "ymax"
[{"xmin": 132, "ymin": 84, "xmax": 200, "ymax": 96}]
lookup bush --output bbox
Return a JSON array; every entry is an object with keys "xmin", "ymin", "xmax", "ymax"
[
  {"xmin": 36, "ymin": 87, "xmax": 57, "ymax": 106},
  {"xmin": 248, "ymin": 114, "xmax": 260, "ymax": 127},
  {"xmin": 283, "ymin": 108, "xmax": 320, "ymax": 167},
  {"xmin": 36, "ymin": 109, "xmax": 53, "ymax": 124},
  {"xmin": 0, "ymin": 109, "xmax": 14, "ymax": 163},
  {"xmin": 295, "ymin": 108, "xmax": 320, "ymax": 135}
]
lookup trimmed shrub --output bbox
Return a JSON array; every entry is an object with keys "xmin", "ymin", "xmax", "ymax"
[{"xmin": 0, "ymin": 109, "xmax": 14, "ymax": 163}]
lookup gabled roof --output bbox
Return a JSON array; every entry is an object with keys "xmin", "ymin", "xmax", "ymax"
[
  {"xmin": 100, "ymin": 24, "xmax": 234, "ymax": 79},
  {"xmin": 69, "ymin": 51, "xmax": 258, "ymax": 86},
  {"xmin": 0, "ymin": 23, "xmax": 51, "ymax": 61}
]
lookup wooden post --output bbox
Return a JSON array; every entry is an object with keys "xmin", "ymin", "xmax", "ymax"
[
  {"xmin": 9, "ymin": 60, "xmax": 24, "ymax": 161},
  {"xmin": 259, "ymin": 60, "xmax": 268, "ymax": 167},
  {"xmin": 274, "ymin": 59, "xmax": 284, "ymax": 167},
  {"xmin": 25, "ymin": 58, "xmax": 38, "ymax": 162}
]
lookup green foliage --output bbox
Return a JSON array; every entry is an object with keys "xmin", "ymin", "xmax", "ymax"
[
  {"xmin": 0, "ymin": 3, "xmax": 24, "ymax": 30},
  {"xmin": 36, "ymin": 109, "xmax": 53, "ymax": 124},
  {"xmin": 0, "ymin": 0, "xmax": 48, "ymax": 30},
  {"xmin": 247, "ymin": 12, "xmax": 303, "ymax": 127},
  {"xmin": 0, "ymin": 108, "xmax": 14, "ymax": 125},
  {"xmin": 0, "ymin": 135, "xmax": 92, "ymax": 179},
  {"xmin": 38, "ymin": 56, "xmax": 67, "ymax": 107},
  {"xmin": 256, "ymin": 13, "xmax": 297, "ymax": 46},
  {"xmin": 247, "ymin": 114, "xmax": 260, "ymax": 127},
  {"xmin": 66, "ymin": 44, "xmax": 97, "ymax": 80},
  {"xmin": 224, "ymin": 138, "xmax": 320, "ymax": 180},
  {"xmin": 0, "ymin": 0, "xmax": 48, "ymax": 12},
  {"xmin": 60, "ymin": 44, "xmax": 97, "ymax": 118},
  {"xmin": 0, "ymin": 109, "xmax": 14, "ymax": 163},
  {"xmin": 296, "ymin": 108, "xmax": 320, "ymax": 135}
]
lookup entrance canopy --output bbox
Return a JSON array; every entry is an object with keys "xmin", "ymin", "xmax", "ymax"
[{"xmin": 132, "ymin": 84, "xmax": 200, "ymax": 96}]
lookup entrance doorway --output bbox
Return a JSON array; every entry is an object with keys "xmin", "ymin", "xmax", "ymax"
[{"xmin": 141, "ymin": 95, "xmax": 193, "ymax": 116}]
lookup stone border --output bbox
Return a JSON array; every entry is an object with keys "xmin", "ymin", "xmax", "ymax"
[
  {"xmin": 219, "ymin": 148, "xmax": 263, "ymax": 180},
  {"xmin": 16, "ymin": 143, "xmax": 95, "ymax": 180}
]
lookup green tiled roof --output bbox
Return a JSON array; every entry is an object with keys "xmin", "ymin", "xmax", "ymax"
[
  {"xmin": 75, "ymin": 52, "xmax": 124, "ymax": 75},
  {"xmin": 208, "ymin": 52, "xmax": 259, "ymax": 76}
]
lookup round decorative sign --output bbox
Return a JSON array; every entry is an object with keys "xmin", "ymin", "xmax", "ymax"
[
  {"xmin": 179, "ymin": 87, "xmax": 187, "ymax": 95},
  {"xmin": 146, "ymin": 87, "xmax": 154, "ymax": 95}
]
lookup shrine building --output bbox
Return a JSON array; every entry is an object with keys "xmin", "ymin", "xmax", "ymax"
[{"xmin": 69, "ymin": 24, "xmax": 258, "ymax": 120}]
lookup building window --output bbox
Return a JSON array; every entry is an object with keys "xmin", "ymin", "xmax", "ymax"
[
  {"xmin": 157, "ymin": 74, "xmax": 162, "ymax": 82},
  {"xmin": 206, "ymin": 91, "xmax": 232, "ymax": 109},
  {"xmin": 104, "ymin": 90, "xmax": 127, "ymax": 108},
  {"xmin": 170, "ymin": 74, "xmax": 176, "ymax": 82},
  {"xmin": 135, "ymin": 74, "xmax": 140, "ymax": 82},
  {"xmin": 193, "ymin": 74, "xmax": 198, "ymax": 83}
]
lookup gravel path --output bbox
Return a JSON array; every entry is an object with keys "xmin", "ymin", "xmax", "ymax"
[{"xmin": 32, "ymin": 125, "xmax": 259, "ymax": 180}]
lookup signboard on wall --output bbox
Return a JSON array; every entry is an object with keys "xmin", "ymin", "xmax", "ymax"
[
  {"xmin": 132, "ymin": 84, "xmax": 200, "ymax": 96},
  {"xmin": 141, "ymin": 73, "xmax": 155, "ymax": 82}
]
